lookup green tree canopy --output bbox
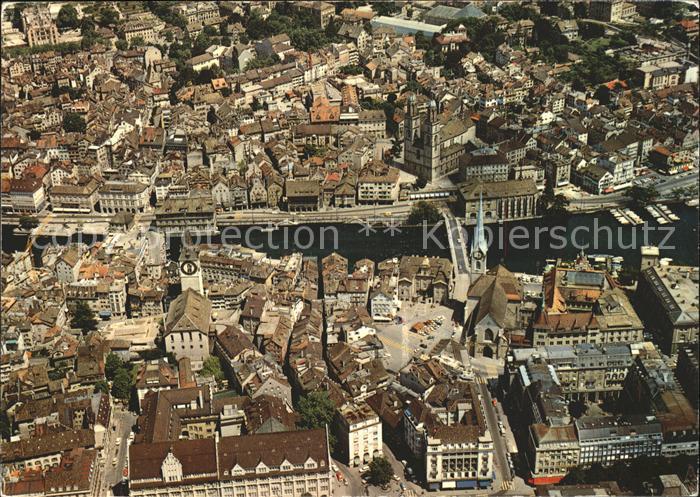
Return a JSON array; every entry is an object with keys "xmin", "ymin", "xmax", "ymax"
[
  {"xmin": 244, "ymin": 5, "xmax": 341, "ymax": 52},
  {"xmin": 625, "ymin": 185, "xmax": 658, "ymax": 209},
  {"xmin": 0, "ymin": 410, "xmax": 11, "ymax": 440},
  {"xmin": 94, "ymin": 379, "xmax": 110, "ymax": 394},
  {"xmin": 373, "ymin": 3, "xmax": 399, "ymax": 16},
  {"xmin": 339, "ymin": 64, "xmax": 363, "ymax": 75},
  {"xmin": 296, "ymin": 391, "xmax": 336, "ymax": 449},
  {"xmin": 11, "ymin": 3, "xmax": 28, "ymax": 29},
  {"xmin": 6, "ymin": 41, "xmax": 82, "ymax": 58},
  {"xmin": 303, "ymin": 144, "xmax": 327, "ymax": 159},
  {"xmin": 111, "ymin": 367, "xmax": 132, "ymax": 400},
  {"xmin": 115, "ymin": 39, "xmax": 128, "ymax": 51},
  {"xmin": 62, "ymin": 112, "xmax": 86, "ymax": 133},
  {"xmin": 200, "ymin": 356, "xmax": 225, "ymax": 383},
  {"xmin": 542, "ymin": 193, "xmax": 571, "ymax": 221},
  {"xmin": 19, "ymin": 215, "xmax": 39, "ymax": 230},
  {"xmin": 357, "ymin": 97, "xmax": 398, "ymax": 136},
  {"xmin": 617, "ymin": 265, "xmax": 639, "ymax": 286},
  {"xmin": 207, "ymin": 106, "xmax": 218, "ymax": 125},
  {"xmin": 386, "ymin": 137, "xmax": 402, "ymax": 160},
  {"xmin": 70, "ymin": 300, "xmax": 98, "ymax": 334},
  {"xmin": 402, "ymin": 80, "xmax": 428, "ymax": 96},
  {"xmin": 57, "ymin": 5, "xmax": 80, "ymax": 30},
  {"xmin": 105, "ymin": 353, "xmax": 124, "ymax": 381},
  {"xmin": 80, "ymin": 17, "xmax": 95, "ymax": 36},
  {"xmin": 407, "ymin": 201, "xmax": 442, "ymax": 225},
  {"xmin": 98, "ymin": 7, "xmax": 119, "ymax": 27},
  {"xmin": 499, "ymin": 4, "xmax": 539, "ymax": 21},
  {"xmin": 144, "ymin": 0, "xmax": 186, "ymax": 29},
  {"xmin": 594, "ymin": 85, "xmax": 611, "ymax": 105},
  {"xmin": 79, "ymin": 19, "xmax": 103, "ymax": 50},
  {"xmin": 574, "ymin": 3, "xmax": 588, "ymax": 18},
  {"xmin": 192, "ymin": 31, "xmax": 213, "ymax": 56},
  {"xmin": 245, "ymin": 54, "xmax": 280, "ymax": 71},
  {"xmin": 130, "ymin": 35, "xmax": 145, "ymax": 48},
  {"xmin": 367, "ymin": 457, "xmax": 394, "ymax": 487}
]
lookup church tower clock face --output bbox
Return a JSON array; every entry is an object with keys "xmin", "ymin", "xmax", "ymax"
[{"xmin": 180, "ymin": 261, "xmax": 198, "ymax": 276}]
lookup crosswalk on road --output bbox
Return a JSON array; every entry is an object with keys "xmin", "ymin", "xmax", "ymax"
[{"xmin": 500, "ymin": 479, "xmax": 514, "ymax": 491}]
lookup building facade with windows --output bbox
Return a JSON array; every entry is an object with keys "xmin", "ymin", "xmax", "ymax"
[
  {"xmin": 336, "ymin": 402, "xmax": 383, "ymax": 467},
  {"xmin": 129, "ymin": 429, "xmax": 332, "ymax": 497},
  {"xmin": 164, "ymin": 289, "xmax": 212, "ymax": 371},
  {"xmin": 21, "ymin": 5, "xmax": 59, "ymax": 47},
  {"xmin": 9, "ymin": 178, "xmax": 46, "ymax": 213},
  {"xmin": 154, "ymin": 197, "xmax": 216, "ymax": 234},
  {"xmin": 509, "ymin": 343, "xmax": 634, "ymax": 402},
  {"xmin": 527, "ymin": 424, "xmax": 580, "ymax": 486},
  {"xmin": 635, "ymin": 265, "xmax": 699, "ymax": 354},
  {"xmin": 461, "ymin": 179, "xmax": 540, "ymax": 225},
  {"xmin": 99, "ymin": 181, "xmax": 150, "ymax": 213},
  {"xmin": 404, "ymin": 98, "xmax": 474, "ymax": 182},
  {"xmin": 50, "ymin": 179, "xmax": 100, "ymax": 213},
  {"xmin": 576, "ymin": 416, "xmax": 663, "ymax": 466},
  {"xmin": 425, "ymin": 415, "xmax": 494, "ymax": 490}
]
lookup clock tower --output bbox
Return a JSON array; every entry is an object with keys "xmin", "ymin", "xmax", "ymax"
[
  {"xmin": 470, "ymin": 191, "xmax": 488, "ymax": 276},
  {"xmin": 179, "ymin": 239, "xmax": 203, "ymax": 295}
]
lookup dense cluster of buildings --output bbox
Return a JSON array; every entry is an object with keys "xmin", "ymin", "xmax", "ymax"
[
  {"xmin": 505, "ymin": 340, "xmax": 698, "ymax": 485},
  {"xmin": 1, "ymin": 1, "xmax": 699, "ymax": 496},
  {"xmin": 4, "ymin": 2, "xmax": 696, "ymax": 223}
]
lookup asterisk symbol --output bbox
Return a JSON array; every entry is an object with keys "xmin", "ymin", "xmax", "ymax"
[
  {"xmin": 358, "ymin": 219, "xmax": 376, "ymax": 236},
  {"xmin": 383, "ymin": 217, "xmax": 402, "ymax": 237}
]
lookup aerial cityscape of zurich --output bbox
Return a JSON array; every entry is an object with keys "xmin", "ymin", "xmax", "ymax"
[{"xmin": 0, "ymin": 1, "xmax": 698, "ymax": 497}]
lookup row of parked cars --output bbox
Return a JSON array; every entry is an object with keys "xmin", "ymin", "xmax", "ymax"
[{"xmin": 409, "ymin": 315, "xmax": 445, "ymax": 336}]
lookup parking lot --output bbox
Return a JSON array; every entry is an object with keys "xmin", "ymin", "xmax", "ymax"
[{"xmin": 375, "ymin": 302, "xmax": 457, "ymax": 372}]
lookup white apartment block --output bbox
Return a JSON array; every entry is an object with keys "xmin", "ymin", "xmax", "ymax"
[
  {"xmin": 425, "ymin": 428, "xmax": 495, "ymax": 491},
  {"xmin": 336, "ymin": 402, "xmax": 383, "ymax": 467},
  {"xmin": 99, "ymin": 181, "xmax": 150, "ymax": 213}
]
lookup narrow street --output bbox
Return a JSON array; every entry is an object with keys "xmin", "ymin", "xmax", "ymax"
[
  {"xmin": 476, "ymin": 378, "xmax": 512, "ymax": 485},
  {"xmin": 96, "ymin": 404, "xmax": 137, "ymax": 496}
]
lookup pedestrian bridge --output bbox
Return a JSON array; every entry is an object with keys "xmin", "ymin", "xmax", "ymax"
[{"xmin": 443, "ymin": 211, "xmax": 470, "ymax": 303}]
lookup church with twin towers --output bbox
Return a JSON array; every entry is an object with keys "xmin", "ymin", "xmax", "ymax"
[{"xmin": 403, "ymin": 96, "xmax": 476, "ymax": 183}]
